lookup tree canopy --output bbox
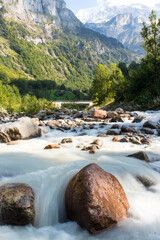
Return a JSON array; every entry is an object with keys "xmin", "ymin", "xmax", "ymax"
[{"xmin": 91, "ymin": 63, "xmax": 125, "ymax": 105}]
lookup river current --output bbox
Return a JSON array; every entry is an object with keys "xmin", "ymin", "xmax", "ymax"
[{"xmin": 0, "ymin": 111, "xmax": 160, "ymax": 240}]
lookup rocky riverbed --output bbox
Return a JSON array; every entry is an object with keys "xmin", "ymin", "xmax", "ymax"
[{"xmin": 0, "ymin": 108, "xmax": 160, "ymax": 239}]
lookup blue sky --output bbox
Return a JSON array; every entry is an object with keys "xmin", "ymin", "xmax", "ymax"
[
  {"xmin": 65, "ymin": 0, "xmax": 97, "ymax": 13},
  {"xmin": 65, "ymin": 0, "xmax": 159, "ymax": 13}
]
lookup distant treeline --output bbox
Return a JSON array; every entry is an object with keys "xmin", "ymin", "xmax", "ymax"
[{"xmin": 11, "ymin": 79, "xmax": 90, "ymax": 101}]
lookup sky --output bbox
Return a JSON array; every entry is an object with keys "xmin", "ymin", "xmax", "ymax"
[
  {"xmin": 65, "ymin": 0, "xmax": 160, "ymax": 13},
  {"xmin": 65, "ymin": 0, "xmax": 97, "ymax": 12}
]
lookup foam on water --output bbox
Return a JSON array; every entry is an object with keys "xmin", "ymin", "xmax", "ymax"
[{"xmin": 0, "ymin": 111, "xmax": 160, "ymax": 239}]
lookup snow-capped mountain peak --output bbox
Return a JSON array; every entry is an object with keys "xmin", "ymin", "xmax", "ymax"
[
  {"xmin": 76, "ymin": 1, "xmax": 160, "ymax": 57},
  {"xmin": 76, "ymin": 2, "xmax": 158, "ymax": 24}
]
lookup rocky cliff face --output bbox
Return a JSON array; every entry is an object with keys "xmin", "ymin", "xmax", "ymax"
[
  {"xmin": 85, "ymin": 13, "xmax": 143, "ymax": 56},
  {"xmin": 2, "ymin": 0, "xmax": 82, "ymax": 28}
]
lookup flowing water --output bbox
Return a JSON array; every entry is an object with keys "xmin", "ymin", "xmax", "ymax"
[{"xmin": 0, "ymin": 111, "xmax": 160, "ymax": 240}]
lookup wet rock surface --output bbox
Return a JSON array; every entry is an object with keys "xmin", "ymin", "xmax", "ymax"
[
  {"xmin": 61, "ymin": 138, "xmax": 73, "ymax": 144},
  {"xmin": 107, "ymin": 129, "xmax": 121, "ymax": 135},
  {"xmin": 44, "ymin": 144, "xmax": 61, "ymax": 149},
  {"xmin": 143, "ymin": 121, "xmax": 158, "ymax": 129},
  {"xmin": 121, "ymin": 125, "xmax": 136, "ymax": 133},
  {"xmin": 0, "ymin": 108, "xmax": 158, "ymax": 149},
  {"xmin": 91, "ymin": 110, "xmax": 107, "ymax": 119},
  {"xmin": 141, "ymin": 128, "xmax": 154, "ymax": 135},
  {"xmin": 65, "ymin": 163, "xmax": 129, "ymax": 234},
  {"xmin": 110, "ymin": 116, "xmax": 124, "ymax": 123},
  {"xmin": 91, "ymin": 139, "xmax": 103, "ymax": 147},
  {"xmin": 0, "ymin": 183, "xmax": 35, "ymax": 225},
  {"xmin": 127, "ymin": 151, "xmax": 150, "ymax": 162},
  {"xmin": 132, "ymin": 116, "xmax": 145, "ymax": 123},
  {"xmin": 136, "ymin": 176, "xmax": 154, "ymax": 187},
  {"xmin": 0, "ymin": 117, "xmax": 41, "ymax": 143}
]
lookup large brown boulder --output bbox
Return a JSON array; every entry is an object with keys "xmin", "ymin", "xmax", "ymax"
[
  {"xmin": 0, "ymin": 183, "xmax": 35, "ymax": 225},
  {"xmin": 91, "ymin": 110, "xmax": 107, "ymax": 119},
  {"xmin": 0, "ymin": 117, "xmax": 42, "ymax": 143},
  {"xmin": 65, "ymin": 163, "xmax": 129, "ymax": 234}
]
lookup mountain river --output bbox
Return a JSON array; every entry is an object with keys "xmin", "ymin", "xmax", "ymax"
[{"xmin": 0, "ymin": 111, "xmax": 160, "ymax": 240}]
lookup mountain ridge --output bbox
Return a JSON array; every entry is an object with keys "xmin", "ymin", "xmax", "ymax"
[
  {"xmin": 85, "ymin": 13, "xmax": 143, "ymax": 56},
  {"xmin": 76, "ymin": 2, "xmax": 160, "ymax": 56},
  {"xmin": 0, "ymin": 0, "xmax": 136, "ymax": 100},
  {"xmin": 1, "ymin": 0, "xmax": 82, "ymax": 29}
]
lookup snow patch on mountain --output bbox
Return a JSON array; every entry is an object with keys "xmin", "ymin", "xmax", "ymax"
[{"xmin": 76, "ymin": 2, "xmax": 158, "ymax": 24}]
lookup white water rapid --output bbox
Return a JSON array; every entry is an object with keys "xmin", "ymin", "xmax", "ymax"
[{"xmin": 0, "ymin": 111, "xmax": 160, "ymax": 240}]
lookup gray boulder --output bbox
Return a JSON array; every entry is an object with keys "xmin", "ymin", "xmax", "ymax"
[
  {"xmin": 107, "ymin": 129, "xmax": 121, "ymax": 135},
  {"xmin": 143, "ymin": 121, "xmax": 158, "ymax": 129},
  {"xmin": 0, "ymin": 117, "xmax": 41, "ymax": 143},
  {"xmin": 132, "ymin": 116, "xmax": 144, "ymax": 123},
  {"xmin": 127, "ymin": 151, "xmax": 150, "ymax": 162},
  {"xmin": 0, "ymin": 183, "xmax": 35, "ymax": 225}
]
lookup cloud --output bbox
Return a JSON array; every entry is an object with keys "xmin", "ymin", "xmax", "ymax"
[{"xmin": 96, "ymin": 0, "xmax": 159, "ymax": 8}]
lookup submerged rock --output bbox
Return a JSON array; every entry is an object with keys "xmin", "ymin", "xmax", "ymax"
[
  {"xmin": 136, "ymin": 176, "xmax": 154, "ymax": 187},
  {"xmin": 74, "ymin": 112, "xmax": 83, "ymax": 119},
  {"xmin": 61, "ymin": 138, "xmax": 73, "ymax": 144},
  {"xmin": 119, "ymin": 136, "xmax": 129, "ymax": 143},
  {"xmin": 121, "ymin": 125, "xmax": 136, "ymax": 133},
  {"xmin": 112, "ymin": 137, "xmax": 119, "ymax": 142},
  {"xmin": 0, "ymin": 117, "xmax": 41, "ymax": 143},
  {"xmin": 143, "ymin": 121, "xmax": 158, "ymax": 129},
  {"xmin": 44, "ymin": 144, "xmax": 61, "ymax": 149},
  {"xmin": 89, "ymin": 145, "xmax": 96, "ymax": 154},
  {"xmin": 0, "ymin": 183, "xmax": 35, "ymax": 225},
  {"xmin": 127, "ymin": 151, "xmax": 150, "ymax": 162},
  {"xmin": 6, "ymin": 141, "xmax": 19, "ymax": 145},
  {"xmin": 81, "ymin": 145, "xmax": 97, "ymax": 151},
  {"xmin": 111, "ymin": 124, "xmax": 120, "ymax": 129},
  {"xmin": 107, "ymin": 129, "xmax": 121, "ymax": 135},
  {"xmin": 110, "ymin": 116, "xmax": 124, "ymax": 123},
  {"xmin": 141, "ymin": 128, "xmax": 154, "ymax": 135},
  {"xmin": 97, "ymin": 134, "xmax": 107, "ymax": 137},
  {"xmin": 81, "ymin": 146, "xmax": 90, "ymax": 151},
  {"xmin": 91, "ymin": 139, "xmax": 103, "ymax": 147},
  {"xmin": 132, "ymin": 116, "xmax": 144, "ymax": 123},
  {"xmin": 119, "ymin": 135, "xmax": 142, "ymax": 144},
  {"xmin": 65, "ymin": 163, "xmax": 129, "ymax": 234}
]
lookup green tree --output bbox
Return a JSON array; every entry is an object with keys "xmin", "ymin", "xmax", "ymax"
[
  {"xmin": 141, "ymin": 10, "xmax": 160, "ymax": 94},
  {"xmin": 91, "ymin": 64, "xmax": 108, "ymax": 105},
  {"xmin": 91, "ymin": 64, "xmax": 125, "ymax": 104},
  {"xmin": 118, "ymin": 62, "xmax": 128, "ymax": 77}
]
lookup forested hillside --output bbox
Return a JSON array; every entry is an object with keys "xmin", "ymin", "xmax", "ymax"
[{"xmin": 0, "ymin": 4, "xmax": 135, "ymax": 101}]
